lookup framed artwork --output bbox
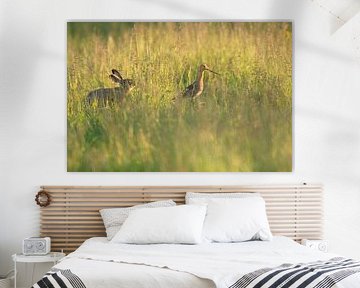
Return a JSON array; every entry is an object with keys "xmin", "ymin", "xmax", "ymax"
[{"xmin": 67, "ymin": 22, "xmax": 292, "ymax": 172}]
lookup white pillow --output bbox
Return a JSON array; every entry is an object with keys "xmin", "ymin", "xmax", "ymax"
[
  {"xmin": 186, "ymin": 192, "xmax": 260, "ymax": 204},
  {"xmin": 111, "ymin": 205, "xmax": 207, "ymax": 244},
  {"xmin": 200, "ymin": 197, "xmax": 272, "ymax": 243},
  {"xmin": 100, "ymin": 200, "xmax": 176, "ymax": 240}
]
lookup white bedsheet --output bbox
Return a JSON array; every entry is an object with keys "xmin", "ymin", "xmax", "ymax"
[{"xmin": 55, "ymin": 237, "xmax": 359, "ymax": 288}]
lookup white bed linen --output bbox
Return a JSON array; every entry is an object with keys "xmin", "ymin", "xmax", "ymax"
[
  {"xmin": 55, "ymin": 258, "xmax": 214, "ymax": 288},
  {"xmin": 55, "ymin": 237, "xmax": 360, "ymax": 288}
]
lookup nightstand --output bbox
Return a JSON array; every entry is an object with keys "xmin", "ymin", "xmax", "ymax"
[
  {"xmin": 301, "ymin": 239, "xmax": 328, "ymax": 252},
  {"xmin": 12, "ymin": 252, "xmax": 65, "ymax": 288}
]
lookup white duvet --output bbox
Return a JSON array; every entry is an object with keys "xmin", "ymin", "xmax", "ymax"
[{"xmin": 54, "ymin": 237, "xmax": 360, "ymax": 288}]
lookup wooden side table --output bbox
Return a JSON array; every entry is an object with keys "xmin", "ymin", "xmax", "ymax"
[{"xmin": 12, "ymin": 252, "xmax": 65, "ymax": 288}]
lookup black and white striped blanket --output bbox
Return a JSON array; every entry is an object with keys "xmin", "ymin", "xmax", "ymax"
[
  {"xmin": 229, "ymin": 257, "xmax": 360, "ymax": 288},
  {"xmin": 32, "ymin": 269, "xmax": 86, "ymax": 288},
  {"xmin": 32, "ymin": 258, "xmax": 360, "ymax": 288}
]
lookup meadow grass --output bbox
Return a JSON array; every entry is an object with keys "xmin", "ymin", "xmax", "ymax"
[{"xmin": 67, "ymin": 22, "xmax": 292, "ymax": 172}]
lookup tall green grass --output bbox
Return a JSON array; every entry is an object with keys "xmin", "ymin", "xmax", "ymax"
[{"xmin": 67, "ymin": 22, "xmax": 292, "ymax": 171}]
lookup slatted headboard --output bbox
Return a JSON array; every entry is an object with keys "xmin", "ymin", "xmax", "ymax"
[{"xmin": 39, "ymin": 184, "xmax": 323, "ymax": 253}]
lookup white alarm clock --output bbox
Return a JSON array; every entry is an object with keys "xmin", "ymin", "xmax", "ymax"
[
  {"xmin": 301, "ymin": 239, "xmax": 328, "ymax": 252},
  {"xmin": 23, "ymin": 237, "xmax": 51, "ymax": 255}
]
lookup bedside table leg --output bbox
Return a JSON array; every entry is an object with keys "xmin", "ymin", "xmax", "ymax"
[
  {"xmin": 14, "ymin": 260, "xmax": 17, "ymax": 288},
  {"xmin": 31, "ymin": 263, "xmax": 35, "ymax": 285}
]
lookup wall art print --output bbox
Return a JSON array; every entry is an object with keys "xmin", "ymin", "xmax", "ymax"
[{"xmin": 67, "ymin": 22, "xmax": 292, "ymax": 172}]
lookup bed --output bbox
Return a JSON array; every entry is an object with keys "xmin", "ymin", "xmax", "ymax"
[{"xmin": 33, "ymin": 185, "xmax": 360, "ymax": 288}]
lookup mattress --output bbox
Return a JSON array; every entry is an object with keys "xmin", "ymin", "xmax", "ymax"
[{"xmin": 39, "ymin": 237, "xmax": 360, "ymax": 288}]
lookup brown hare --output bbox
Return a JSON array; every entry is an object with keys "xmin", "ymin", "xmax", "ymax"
[{"xmin": 86, "ymin": 69, "xmax": 135, "ymax": 106}]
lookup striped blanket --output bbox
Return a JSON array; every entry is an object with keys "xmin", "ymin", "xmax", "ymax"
[
  {"xmin": 229, "ymin": 257, "xmax": 360, "ymax": 288},
  {"xmin": 32, "ymin": 258, "xmax": 360, "ymax": 288},
  {"xmin": 32, "ymin": 269, "xmax": 86, "ymax": 288}
]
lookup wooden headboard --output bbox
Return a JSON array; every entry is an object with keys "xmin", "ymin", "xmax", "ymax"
[{"xmin": 39, "ymin": 184, "xmax": 323, "ymax": 253}]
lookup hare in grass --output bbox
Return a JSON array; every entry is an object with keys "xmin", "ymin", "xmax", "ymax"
[{"xmin": 86, "ymin": 69, "xmax": 135, "ymax": 107}]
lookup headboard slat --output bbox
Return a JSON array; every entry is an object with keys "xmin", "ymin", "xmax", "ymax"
[{"xmin": 39, "ymin": 184, "xmax": 323, "ymax": 253}]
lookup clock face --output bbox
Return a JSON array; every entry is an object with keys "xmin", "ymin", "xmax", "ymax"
[
  {"xmin": 318, "ymin": 242, "xmax": 327, "ymax": 252},
  {"xmin": 36, "ymin": 241, "xmax": 45, "ymax": 250}
]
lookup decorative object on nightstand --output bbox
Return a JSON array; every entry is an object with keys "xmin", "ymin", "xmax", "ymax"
[
  {"xmin": 301, "ymin": 239, "xmax": 328, "ymax": 252},
  {"xmin": 23, "ymin": 237, "xmax": 51, "ymax": 255},
  {"xmin": 12, "ymin": 252, "xmax": 65, "ymax": 288}
]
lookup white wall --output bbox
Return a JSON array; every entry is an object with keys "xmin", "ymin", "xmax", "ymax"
[{"xmin": 1, "ymin": 0, "xmax": 360, "ymax": 285}]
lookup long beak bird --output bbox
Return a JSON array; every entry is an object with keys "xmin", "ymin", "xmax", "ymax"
[{"xmin": 182, "ymin": 64, "xmax": 220, "ymax": 99}]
